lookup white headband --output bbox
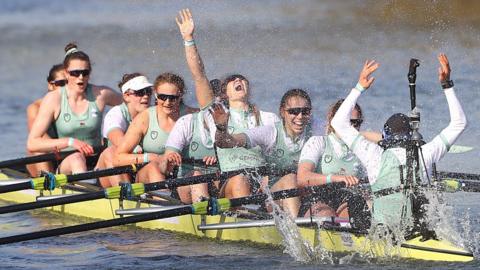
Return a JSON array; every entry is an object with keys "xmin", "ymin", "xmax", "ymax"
[
  {"xmin": 65, "ymin": 47, "xmax": 79, "ymax": 56},
  {"xmin": 121, "ymin": 76, "xmax": 153, "ymax": 93}
]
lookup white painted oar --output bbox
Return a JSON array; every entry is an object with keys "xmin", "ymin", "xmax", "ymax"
[{"xmin": 448, "ymin": 145, "xmax": 474, "ymax": 154}]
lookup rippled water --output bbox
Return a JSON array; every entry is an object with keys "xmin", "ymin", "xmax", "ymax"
[{"xmin": 1, "ymin": 0, "xmax": 480, "ymax": 269}]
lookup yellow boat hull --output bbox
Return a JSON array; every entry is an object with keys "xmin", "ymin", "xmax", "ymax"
[{"xmin": 0, "ymin": 172, "xmax": 473, "ymax": 262}]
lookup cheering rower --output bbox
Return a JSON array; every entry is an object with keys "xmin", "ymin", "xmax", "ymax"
[
  {"xmin": 211, "ymin": 89, "xmax": 315, "ymax": 216},
  {"xmin": 176, "ymin": 9, "xmax": 279, "ymax": 199},
  {"xmin": 331, "ymin": 55, "xmax": 467, "ymax": 228}
]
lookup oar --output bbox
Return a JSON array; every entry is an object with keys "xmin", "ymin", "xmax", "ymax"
[
  {"xmin": 440, "ymin": 179, "xmax": 480, "ymax": 192},
  {"xmin": 437, "ymin": 171, "xmax": 480, "ymax": 181},
  {"xmin": 0, "ymin": 167, "xmax": 265, "ymax": 215},
  {"xmin": 0, "ymin": 164, "xmax": 145, "ymax": 194},
  {"xmin": 0, "ymin": 146, "xmax": 105, "ymax": 169},
  {"xmin": 0, "ymin": 181, "xmax": 335, "ymax": 245}
]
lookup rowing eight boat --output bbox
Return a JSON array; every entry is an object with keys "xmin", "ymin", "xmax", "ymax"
[{"xmin": 0, "ymin": 169, "xmax": 474, "ymax": 262}]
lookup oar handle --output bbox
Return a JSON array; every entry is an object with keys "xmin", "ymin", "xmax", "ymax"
[{"xmin": 66, "ymin": 163, "xmax": 146, "ymax": 182}]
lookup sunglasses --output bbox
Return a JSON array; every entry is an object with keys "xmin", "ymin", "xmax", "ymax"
[
  {"xmin": 129, "ymin": 87, "xmax": 152, "ymax": 97},
  {"xmin": 350, "ymin": 119, "xmax": 363, "ymax": 128},
  {"xmin": 155, "ymin": 93, "xmax": 180, "ymax": 101},
  {"xmin": 68, "ymin": 69, "xmax": 91, "ymax": 77},
  {"xmin": 286, "ymin": 107, "xmax": 312, "ymax": 116},
  {"xmin": 50, "ymin": 79, "xmax": 67, "ymax": 87}
]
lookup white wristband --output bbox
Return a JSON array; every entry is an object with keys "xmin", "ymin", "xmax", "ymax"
[
  {"xmin": 184, "ymin": 39, "xmax": 195, "ymax": 47},
  {"xmin": 143, "ymin": 153, "xmax": 149, "ymax": 163},
  {"xmin": 68, "ymin": 137, "xmax": 74, "ymax": 147}
]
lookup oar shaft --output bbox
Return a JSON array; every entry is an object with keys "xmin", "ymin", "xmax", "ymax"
[
  {"xmin": 0, "ymin": 205, "xmax": 193, "ymax": 245},
  {"xmin": 0, "ymin": 146, "xmax": 105, "ymax": 169},
  {"xmin": 437, "ymin": 171, "xmax": 480, "ymax": 181},
  {"xmin": 0, "ymin": 182, "xmax": 32, "ymax": 194},
  {"xmin": 66, "ymin": 164, "xmax": 142, "ymax": 182},
  {"xmin": 0, "ymin": 191, "xmax": 105, "ymax": 215}
]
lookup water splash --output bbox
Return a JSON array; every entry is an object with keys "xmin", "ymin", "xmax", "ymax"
[{"xmin": 247, "ymin": 171, "xmax": 333, "ymax": 263}]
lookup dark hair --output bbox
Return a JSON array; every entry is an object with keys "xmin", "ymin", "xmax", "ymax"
[
  {"xmin": 219, "ymin": 74, "xmax": 261, "ymax": 126},
  {"xmin": 326, "ymin": 99, "xmax": 363, "ymax": 134},
  {"xmin": 46, "ymin": 63, "xmax": 64, "ymax": 82},
  {"xmin": 220, "ymin": 74, "xmax": 248, "ymax": 95},
  {"xmin": 118, "ymin": 72, "xmax": 143, "ymax": 90},
  {"xmin": 279, "ymin": 88, "xmax": 312, "ymax": 112},
  {"xmin": 63, "ymin": 43, "xmax": 92, "ymax": 70},
  {"xmin": 153, "ymin": 72, "xmax": 185, "ymax": 95}
]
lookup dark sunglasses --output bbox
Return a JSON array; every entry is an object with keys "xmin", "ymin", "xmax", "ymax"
[
  {"xmin": 286, "ymin": 107, "xmax": 312, "ymax": 116},
  {"xmin": 129, "ymin": 87, "xmax": 152, "ymax": 97},
  {"xmin": 224, "ymin": 74, "xmax": 247, "ymax": 84},
  {"xmin": 155, "ymin": 93, "xmax": 180, "ymax": 101},
  {"xmin": 350, "ymin": 118, "xmax": 363, "ymax": 128},
  {"xmin": 68, "ymin": 69, "xmax": 91, "ymax": 77},
  {"xmin": 50, "ymin": 79, "xmax": 67, "ymax": 87}
]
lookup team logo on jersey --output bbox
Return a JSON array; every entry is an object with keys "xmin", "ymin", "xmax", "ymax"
[
  {"xmin": 275, "ymin": 149, "xmax": 284, "ymax": 158},
  {"xmin": 63, "ymin": 113, "xmax": 71, "ymax": 122},
  {"xmin": 150, "ymin": 131, "xmax": 158, "ymax": 140},
  {"xmin": 324, "ymin": 154, "xmax": 332, "ymax": 163},
  {"xmin": 191, "ymin": 142, "xmax": 199, "ymax": 152}
]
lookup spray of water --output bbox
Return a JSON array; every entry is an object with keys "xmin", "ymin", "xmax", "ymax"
[{"xmin": 247, "ymin": 171, "xmax": 333, "ymax": 263}]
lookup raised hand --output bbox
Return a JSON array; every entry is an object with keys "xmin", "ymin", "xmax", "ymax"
[
  {"xmin": 357, "ymin": 60, "xmax": 379, "ymax": 90},
  {"xmin": 438, "ymin": 53, "xmax": 451, "ymax": 83},
  {"xmin": 175, "ymin": 8, "xmax": 194, "ymax": 41}
]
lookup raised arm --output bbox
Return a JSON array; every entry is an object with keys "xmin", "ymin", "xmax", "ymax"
[
  {"xmin": 422, "ymin": 54, "xmax": 467, "ymax": 165},
  {"xmin": 176, "ymin": 9, "xmax": 214, "ymax": 109},
  {"xmin": 331, "ymin": 60, "xmax": 384, "ymax": 184}
]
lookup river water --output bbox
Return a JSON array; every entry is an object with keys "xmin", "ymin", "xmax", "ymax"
[{"xmin": 0, "ymin": 0, "xmax": 480, "ymax": 269}]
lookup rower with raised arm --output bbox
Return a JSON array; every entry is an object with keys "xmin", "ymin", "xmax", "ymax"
[
  {"xmin": 330, "ymin": 55, "xmax": 467, "ymax": 229},
  {"xmin": 27, "ymin": 43, "xmax": 123, "ymax": 175},
  {"xmin": 177, "ymin": 8, "xmax": 279, "ymax": 199},
  {"xmin": 96, "ymin": 73, "xmax": 153, "ymax": 187},
  {"xmin": 211, "ymin": 89, "xmax": 314, "ymax": 217},
  {"xmin": 296, "ymin": 99, "xmax": 373, "ymax": 228},
  {"xmin": 26, "ymin": 64, "xmax": 65, "ymax": 176},
  {"xmin": 162, "ymin": 80, "xmax": 222, "ymax": 203}
]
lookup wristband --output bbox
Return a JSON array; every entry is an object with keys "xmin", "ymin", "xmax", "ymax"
[
  {"xmin": 355, "ymin": 82, "xmax": 366, "ymax": 92},
  {"xmin": 68, "ymin": 137, "xmax": 74, "ymax": 147},
  {"xmin": 143, "ymin": 153, "xmax": 149, "ymax": 163},
  {"xmin": 326, "ymin": 174, "xmax": 332, "ymax": 184},
  {"xmin": 184, "ymin": 39, "xmax": 195, "ymax": 47},
  {"xmin": 441, "ymin": 80, "xmax": 454, "ymax": 89}
]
